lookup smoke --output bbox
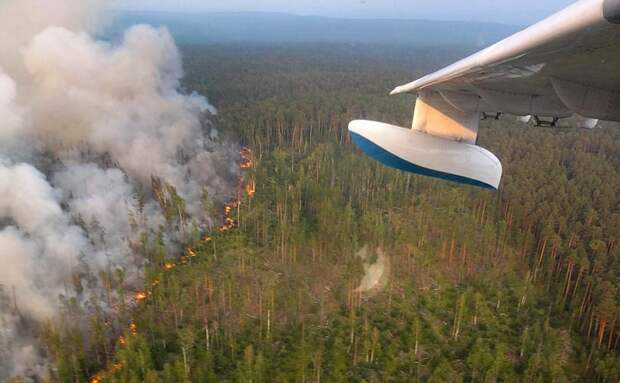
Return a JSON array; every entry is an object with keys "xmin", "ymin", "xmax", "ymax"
[
  {"xmin": 0, "ymin": 0, "xmax": 238, "ymax": 379},
  {"xmin": 355, "ymin": 246, "xmax": 390, "ymax": 295},
  {"xmin": 0, "ymin": 74, "xmax": 23, "ymax": 143}
]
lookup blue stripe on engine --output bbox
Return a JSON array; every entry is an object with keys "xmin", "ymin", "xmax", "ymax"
[{"xmin": 350, "ymin": 132, "xmax": 496, "ymax": 190}]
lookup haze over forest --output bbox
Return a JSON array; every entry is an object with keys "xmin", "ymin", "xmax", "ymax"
[
  {"xmin": 112, "ymin": 0, "xmax": 574, "ymax": 25},
  {"xmin": 105, "ymin": 11, "xmax": 520, "ymax": 46}
]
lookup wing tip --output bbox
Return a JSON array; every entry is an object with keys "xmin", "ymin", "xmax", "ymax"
[
  {"xmin": 390, "ymin": 86, "xmax": 405, "ymax": 95},
  {"xmin": 391, "ymin": 82, "xmax": 419, "ymax": 95}
]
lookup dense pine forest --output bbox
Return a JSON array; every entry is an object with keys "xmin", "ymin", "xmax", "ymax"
[{"xmin": 22, "ymin": 44, "xmax": 619, "ymax": 382}]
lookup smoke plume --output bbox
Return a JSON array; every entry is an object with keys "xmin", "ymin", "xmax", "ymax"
[
  {"xmin": 0, "ymin": 0, "xmax": 237, "ymax": 379},
  {"xmin": 355, "ymin": 246, "xmax": 390, "ymax": 295}
]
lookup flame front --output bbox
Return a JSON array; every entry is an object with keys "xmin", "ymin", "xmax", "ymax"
[
  {"xmin": 135, "ymin": 291, "xmax": 147, "ymax": 301},
  {"xmin": 245, "ymin": 179, "xmax": 256, "ymax": 199},
  {"xmin": 218, "ymin": 147, "xmax": 256, "ymax": 232},
  {"xmin": 240, "ymin": 147, "xmax": 253, "ymax": 169},
  {"xmin": 164, "ymin": 262, "xmax": 176, "ymax": 270},
  {"xmin": 90, "ymin": 147, "xmax": 257, "ymax": 383},
  {"xmin": 219, "ymin": 200, "xmax": 239, "ymax": 232}
]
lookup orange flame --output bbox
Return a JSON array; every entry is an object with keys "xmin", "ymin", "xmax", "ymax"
[
  {"xmin": 89, "ymin": 361, "xmax": 124, "ymax": 383},
  {"xmin": 90, "ymin": 332, "xmax": 129, "ymax": 382},
  {"xmin": 90, "ymin": 147, "xmax": 256, "ymax": 383},
  {"xmin": 240, "ymin": 147, "xmax": 254, "ymax": 169},
  {"xmin": 211, "ymin": 147, "xmax": 255, "ymax": 234},
  {"xmin": 245, "ymin": 180, "xmax": 256, "ymax": 199},
  {"xmin": 130, "ymin": 322, "xmax": 138, "ymax": 336},
  {"xmin": 135, "ymin": 292, "xmax": 147, "ymax": 301},
  {"xmin": 219, "ymin": 199, "xmax": 239, "ymax": 231},
  {"xmin": 164, "ymin": 262, "xmax": 175, "ymax": 270}
]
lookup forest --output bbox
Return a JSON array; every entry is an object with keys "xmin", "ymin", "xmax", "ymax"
[{"xmin": 13, "ymin": 43, "xmax": 620, "ymax": 382}]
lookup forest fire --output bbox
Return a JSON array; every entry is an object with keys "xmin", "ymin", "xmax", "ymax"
[
  {"xmin": 90, "ymin": 361, "xmax": 124, "ymax": 383},
  {"xmin": 217, "ymin": 147, "xmax": 256, "ymax": 232},
  {"xmin": 219, "ymin": 200, "xmax": 239, "ymax": 232},
  {"xmin": 219, "ymin": 216, "xmax": 236, "ymax": 232},
  {"xmin": 88, "ymin": 146, "xmax": 257, "ymax": 383},
  {"xmin": 240, "ymin": 147, "xmax": 256, "ymax": 200},
  {"xmin": 240, "ymin": 147, "xmax": 253, "ymax": 169},
  {"xmin": 164, "ymin": 262, "xmax": 176, "ymax": 270},
  {"xmin": 245, "ymin": 179, "xmax": 256, "ymax": 199},
  {"xmin": 135, "ymin": 292, "xmax": 147, "ymax": 301},
  {"xmin": 129, "ymin": 322, "xmax": 138, "ymax": 336}
]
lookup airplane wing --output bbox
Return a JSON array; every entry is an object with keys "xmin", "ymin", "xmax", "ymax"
[{"xmin": 349, "ymin": 0, "xmax": 620, "ymax": 189}]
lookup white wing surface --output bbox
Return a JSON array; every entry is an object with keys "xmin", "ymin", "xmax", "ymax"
[{"xmin": 391, "ymin": 0, "xmax": 620, "ymax": 122}]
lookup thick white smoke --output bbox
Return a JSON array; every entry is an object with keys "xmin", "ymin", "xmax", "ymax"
[
  {"xmin": 0, "ymin": 162, "xmax": 88, "ymax": 319},
  {"xmin": 0, "ymin": 0, "xmax": 238, "ymax": 379},
  {"xmin": 0, "ymin": 74, "xmax": 23, "ymax": 143}
]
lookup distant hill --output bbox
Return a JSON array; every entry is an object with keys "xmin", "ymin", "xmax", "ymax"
[{"xmin": 104, "ymin": 11, "xmax": 521, "ymax": 47}]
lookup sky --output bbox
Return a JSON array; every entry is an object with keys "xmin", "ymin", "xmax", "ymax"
[{"xmin": 113, "ymin": 0, "xmax": 577, "ymax": 25}]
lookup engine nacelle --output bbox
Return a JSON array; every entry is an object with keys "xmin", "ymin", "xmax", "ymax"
[{"xmin": 348, "ymin": 120, "xmax": 502, "ymax": 189}]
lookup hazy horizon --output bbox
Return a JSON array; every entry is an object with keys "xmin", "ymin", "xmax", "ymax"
[{"xmin": 112, "ymin": 0, "xmax": 576, "ymax": 25}]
